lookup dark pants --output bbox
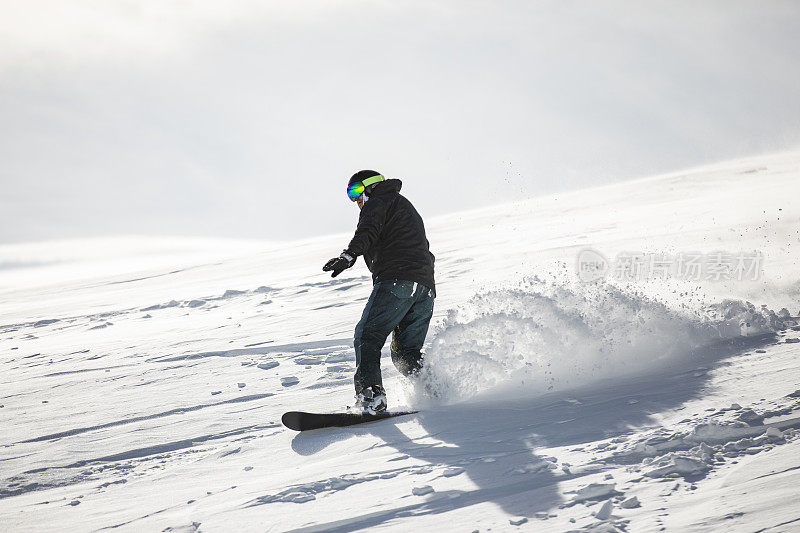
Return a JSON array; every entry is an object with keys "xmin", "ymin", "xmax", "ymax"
[{"xmin": 354, "ymin": 280, "xmax": 435, "ymax": 393}]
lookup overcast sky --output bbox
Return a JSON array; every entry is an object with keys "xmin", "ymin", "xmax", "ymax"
[{"xmin": 1, "ymin": 0, "xmax": 799, "ymax": 244}]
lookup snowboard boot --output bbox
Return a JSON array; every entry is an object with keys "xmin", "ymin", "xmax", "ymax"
[{"xmin": 354, "ymin": 384, "xmax": 387, "ymax": 414}]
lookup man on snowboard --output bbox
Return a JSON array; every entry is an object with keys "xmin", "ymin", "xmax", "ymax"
[{"xmin": 323, "ymin": 170, "xmax": 436, "ymax": 414}]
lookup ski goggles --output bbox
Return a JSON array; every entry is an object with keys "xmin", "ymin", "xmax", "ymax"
[{"xmin": 347, "ymin": 174, "xmax": 385, "ymax": 201}]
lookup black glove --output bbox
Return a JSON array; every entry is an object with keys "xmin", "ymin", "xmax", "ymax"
[{"xmin": 323, "ymin": 250, "xmax": 356, "ymax": 278}]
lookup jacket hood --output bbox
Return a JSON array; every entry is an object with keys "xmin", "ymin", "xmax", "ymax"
[{"xmin": 369, "ymin": 178, "xmax": 402, "ymax": 196}]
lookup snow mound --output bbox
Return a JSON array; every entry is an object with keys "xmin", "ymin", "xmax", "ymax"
[
  {"xmin": 416, "ymin": 278, "xmax": 791, "ymax": 403},
  {"xmin": 644, "ymin": 454, "xmax": 709, "ymax": 478},
  {"xmin": 572, "ymin": 483, "xmax": 618, "ymax": 502}
]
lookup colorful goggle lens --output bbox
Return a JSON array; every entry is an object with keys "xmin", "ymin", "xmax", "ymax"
[
  {"xmin": 347, "ymin": 174, "xmax": 385, "ymax": 201},
  {"xmin": 347, "ymin": 182, "xmax": 365, "ymax": 201}
]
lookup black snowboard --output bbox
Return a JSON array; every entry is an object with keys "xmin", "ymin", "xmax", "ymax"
[{"xmin": 282, "ymin": 410, "xmax": 418, "ymax": 431}]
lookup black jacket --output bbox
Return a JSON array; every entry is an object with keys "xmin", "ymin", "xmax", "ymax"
[{"xmin": 345, "ymin": 179, "xmax": 435, "ymax": 292}]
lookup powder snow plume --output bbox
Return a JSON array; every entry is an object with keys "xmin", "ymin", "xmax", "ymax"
[{"xmin": 412, "ymin": 278, "xmax": 792, "ymax": 404}]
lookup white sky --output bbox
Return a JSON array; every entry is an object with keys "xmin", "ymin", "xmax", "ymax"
[{"xmin": 1, "ymin": 0, "xmax": 799, "ymax": 244}]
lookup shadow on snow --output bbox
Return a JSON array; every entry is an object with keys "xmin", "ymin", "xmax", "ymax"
[{"xmin": 281, "ymin": 334, "xmax": 776, "ymax": 532}]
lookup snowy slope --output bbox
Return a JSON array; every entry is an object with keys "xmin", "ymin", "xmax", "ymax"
[{"xmin": 1, "ymin": 151, "xmax": 800, "ymax": 532}]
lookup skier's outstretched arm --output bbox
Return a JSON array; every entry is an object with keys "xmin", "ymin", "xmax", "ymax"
[
  {"xmin": 346, "ymin": 197, "xmax": 389, "ymax": 257},
  {"xmin": 322, "ymin": 198, "xmax": 389, "ymax": 277}
]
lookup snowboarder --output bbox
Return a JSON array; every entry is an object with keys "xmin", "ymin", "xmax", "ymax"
[{"xmin": 323, "ymin": 170, "xmax": 436, "ymax": 414}]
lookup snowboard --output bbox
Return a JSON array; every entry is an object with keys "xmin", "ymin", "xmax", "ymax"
[{"xmin": 282, "ymin": 410, "xmax": 418, "ymax": 431}]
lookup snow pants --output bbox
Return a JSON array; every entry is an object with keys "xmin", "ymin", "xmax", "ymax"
[{"xmin": 353, "ymin": 280, "xmax": 435, "ymax": 393}]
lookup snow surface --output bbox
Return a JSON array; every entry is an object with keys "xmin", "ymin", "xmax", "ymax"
[{"xmin": 2, "ymin": 151, "xmax": 800, "ymax": 532}]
